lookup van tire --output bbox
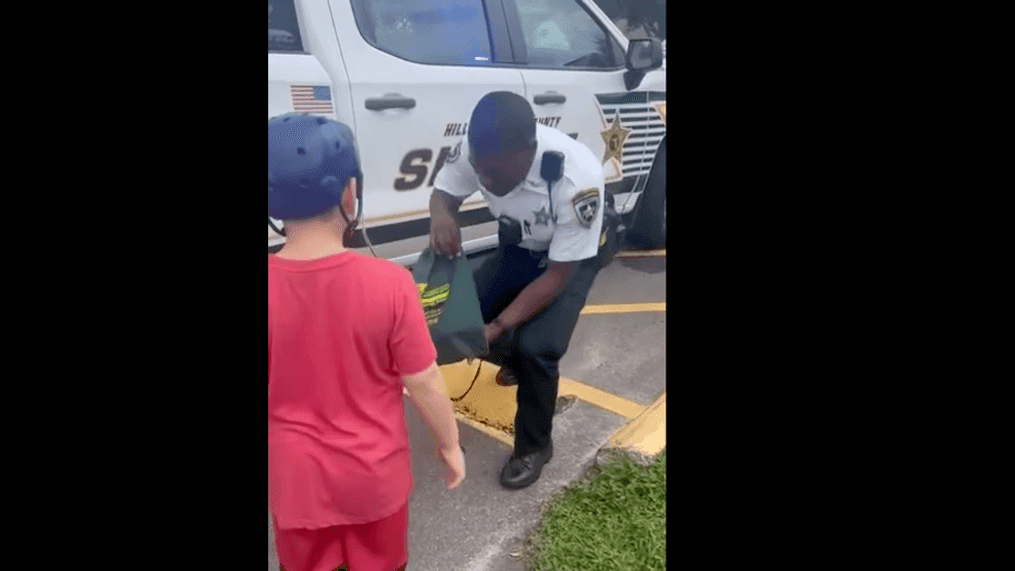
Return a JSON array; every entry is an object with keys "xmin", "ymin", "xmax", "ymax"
[
  {"xmin": 597, "ymin": 205, "xmax": 624, "ymax": 270},
  {"xmin": 628, "ymin": 141, "xmax": 666, "ymax": 248}
]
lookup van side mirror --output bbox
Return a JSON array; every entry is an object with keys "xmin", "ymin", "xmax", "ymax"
[
  {"xmin": 626, "ymin": 39, "xmax": 663, "ymax": 72},
  {"xmin": 624, "ymin": 38, "xmax": 664, "ymax": 90}
]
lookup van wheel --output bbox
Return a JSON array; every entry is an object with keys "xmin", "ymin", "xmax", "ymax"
[
  {"xmin": 628, "ymin": 142, "xmax": 666, "ymax": 248},
  {"xmin": 597, "ymin": 208, "xmax": 624, "ymax": 270}
]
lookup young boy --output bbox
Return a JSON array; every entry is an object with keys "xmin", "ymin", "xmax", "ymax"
[{"xmin": 269, "ymin": 113, "xmax": 465, "ymax": 571}]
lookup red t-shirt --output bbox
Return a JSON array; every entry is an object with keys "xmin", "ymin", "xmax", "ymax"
[{"xmin": 268, "ymin": 251, "xmax": 436, "ymax": 530}]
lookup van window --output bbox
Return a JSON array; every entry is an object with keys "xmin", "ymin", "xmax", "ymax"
[
  {"xmin": 269, "ymin": 0, "xmax": 304, "ymax": 53},
  {"xmin": 350, "ymin": 0, "xmax": 494, "ymax": 66},
  {"xmin": 513, "ymin": 0, "xmax": 623, "ymax": 69}
]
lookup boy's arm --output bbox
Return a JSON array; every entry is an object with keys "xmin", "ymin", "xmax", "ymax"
[
  {"xmin": 402, "ymin": 363, "xmax": 460, "ymax": 452},
  {"xmin": 391, "ymin": 272, "xmax": 460, "ymax": 452}
]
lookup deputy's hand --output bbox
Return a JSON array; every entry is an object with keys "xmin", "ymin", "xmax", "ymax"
[
  {"xmin": 430, "ymin": 214, "xmax": 462, "ymax": 257},
  {"xmin": 484, "ymin": 322, "xmax": 505, "ymax": 344},
  {"xmin": 438, "ymin": 445, "xmax": 466, "ymax": 490}
]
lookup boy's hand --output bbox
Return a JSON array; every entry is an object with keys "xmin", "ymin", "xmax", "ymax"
[{"xmin": 438, "ymin": 445, "xmax": 466, "ymax": 490}]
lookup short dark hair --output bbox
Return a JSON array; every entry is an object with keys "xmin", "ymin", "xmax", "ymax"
[{"xmin": 468, "ymin": 91, "xmax": 536, "ymax": 157}]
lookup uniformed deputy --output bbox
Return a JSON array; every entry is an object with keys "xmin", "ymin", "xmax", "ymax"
[{"xmin": 429, "ymin": 91, "xmax": 604, "ymax": 490}]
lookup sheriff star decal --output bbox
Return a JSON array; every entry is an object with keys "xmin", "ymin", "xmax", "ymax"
[
  {"xmin": 600, "ymin": 110, "xmax": 630, "ymax": 164},
  {"xmin": 572, "ymin": 189, "xmax": 599, "ymax": 229}
]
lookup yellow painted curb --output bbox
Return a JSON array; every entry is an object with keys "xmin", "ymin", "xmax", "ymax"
[
  {"xmin": 413, "ymin": 361, "xmax": 649, "ymax": 442},
  {"xmin": 440, "ymin": 360, "xmax": 518, "ymax": 437},
  {"xmin": 616, "ymin": 249, "xmax": 666, "ymax": 258},
  {"xmin": 599, "ymin": 392, "xmax": 666, "ymax": 463},
  {"xmin": 581, "ymin": 302, "xmax": 665, "ymax": 315},
  {"xmin": 453, "ymin": 412, "xmax": 514, "ymax": 448},
  {"xmin": 404, "ymin": 380, "xmax": 514, "ymax": 448}
]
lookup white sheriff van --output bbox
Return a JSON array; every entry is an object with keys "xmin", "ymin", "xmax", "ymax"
[{"xmin": 269, "ymin": 0, "xmax": 666, "ymax": 266}]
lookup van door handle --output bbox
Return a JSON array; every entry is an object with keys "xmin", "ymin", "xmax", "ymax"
[
  {"xmin": 534, "ymin": 93, "xmax": 566, "ymax": 105},
  {"xmin": 365, "ymin": 95, "xmax": 416, "ymax": 111}
]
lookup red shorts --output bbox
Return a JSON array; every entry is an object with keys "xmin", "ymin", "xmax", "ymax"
[{"xmin": 273, "ymin": 504, "xmax": 409, "ymax": 571}]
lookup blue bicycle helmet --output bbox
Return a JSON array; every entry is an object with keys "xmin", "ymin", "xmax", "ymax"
[{"xmin": 268, "ymin": 113, "xmax": 361, "ymax": 221}]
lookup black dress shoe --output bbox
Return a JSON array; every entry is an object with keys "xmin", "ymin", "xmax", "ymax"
[
  {"xmin": 499, "ymin": 441, "xmax": 553, "ymax": 490},
  {"xmin": 495, "ymin": 367, "xmax": 518, "ymax": 386}
]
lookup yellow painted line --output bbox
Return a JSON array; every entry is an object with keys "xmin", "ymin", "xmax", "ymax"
[
  {"xmin": 558, "ymin": 379, "xmax": 645, "ymax": 420},
  {"xmin": 616, "ymin": 249, "xmax": 666, "ymax": 258},
  {"xmin": 581, "ymin": 302, "xmax": 665, "ymax": 314},
  {"xmin": 602, "ymin": 392, "xmax": 666, "ymax": 458}
]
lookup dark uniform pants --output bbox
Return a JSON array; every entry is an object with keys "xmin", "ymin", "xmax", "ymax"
[{"xmin": 473, "ymin": 244, "xmax": 599, "ymax": 457}]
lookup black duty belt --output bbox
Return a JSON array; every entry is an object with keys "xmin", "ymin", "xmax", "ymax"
[{"xmin": 524, "ymin": 247, "xmax": 549, "ymax": 261}]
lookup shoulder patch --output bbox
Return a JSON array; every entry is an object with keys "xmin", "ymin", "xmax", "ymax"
[
  {"xmin": 446, "ymin": 141, "xmax": 462, "ymax": 164},
  {"xmin": 571, "ymin": 188, "xmax": 599, "ymax": 229}
]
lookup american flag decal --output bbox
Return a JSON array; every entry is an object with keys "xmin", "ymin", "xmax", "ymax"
[{"xmin": 291, "ymin": 85, "xmax": 333, "ymax": 114}]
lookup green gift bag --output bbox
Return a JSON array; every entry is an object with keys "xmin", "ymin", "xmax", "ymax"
[{"xmin": 412, "ymin": 248, "xmax": 490, "ymax": 365}]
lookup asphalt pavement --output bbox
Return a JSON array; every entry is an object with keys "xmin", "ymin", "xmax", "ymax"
[{"xmin": 269, "ymin": 248, "xmax": 666, "ymax": 571}]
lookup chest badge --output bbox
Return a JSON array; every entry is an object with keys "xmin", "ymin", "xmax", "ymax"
[{"xmin": 533, "ymin": 205, "xmax": 552, "ymax": 226}]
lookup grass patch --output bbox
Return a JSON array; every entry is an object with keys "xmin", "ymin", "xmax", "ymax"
[{"xmin": 526, "ymin": 450, "xmax": 666, "ymax": 571}]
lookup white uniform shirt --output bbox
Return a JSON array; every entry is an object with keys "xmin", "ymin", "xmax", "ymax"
[{"xmin": 434, "ymin": 124, "xmax": 605, "ymax": 263}]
